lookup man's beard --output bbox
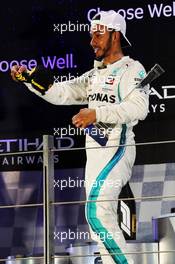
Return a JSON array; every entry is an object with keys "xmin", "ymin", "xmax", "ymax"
[{"xmin": 95, "ymin": 33, "xmax": 113, "ymax": 61}]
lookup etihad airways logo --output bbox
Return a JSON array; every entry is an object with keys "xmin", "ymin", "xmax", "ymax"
[
  {"xmin": 149, "ymin": 85, "xmax": 175, "ymax": 113},
  {"xmin": 0, "ymin": 137, "xmax": 75, "ymax": 167}
]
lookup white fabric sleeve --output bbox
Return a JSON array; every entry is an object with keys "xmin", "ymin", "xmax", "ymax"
[
  {"xmin": 25, "ymin": 70, "xmax": 92, "ymax": 105},
  {"xmin": 95, "ymin": 62, "xmax": 149, "ymax": 124}
]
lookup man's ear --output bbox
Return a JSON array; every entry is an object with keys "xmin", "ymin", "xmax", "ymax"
[{"xmin": 113, "ymin": 31, "xmax": 120, "ymax": 42}]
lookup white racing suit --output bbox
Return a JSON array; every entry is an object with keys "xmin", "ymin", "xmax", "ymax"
[{"xmin": 25, "ymin": 56, "xmax": 149, "ymax": 264}]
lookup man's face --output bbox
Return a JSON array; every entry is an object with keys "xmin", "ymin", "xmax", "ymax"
[{"xmin": 90, "ymin": 24, "xmax": 114, "ymax": 59}]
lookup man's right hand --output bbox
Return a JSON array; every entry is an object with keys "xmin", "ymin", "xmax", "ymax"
[
  {"xmin": 11, "ymin": 65, "xmax": 28, "ymax": 82},
  {"xmin": 10, "ymin": 65, "xmax": 54, "ymax": 95}
]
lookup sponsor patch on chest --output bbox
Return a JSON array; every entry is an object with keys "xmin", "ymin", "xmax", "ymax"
[
  {"xmin": 105, "ymin": 75, "xmax": 116, "ymax": 85},
  {"xmin": 88, "ymin": 93, "xmax": 116, "ymax": 103}
]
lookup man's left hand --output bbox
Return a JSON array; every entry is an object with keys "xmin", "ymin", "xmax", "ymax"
[{"xmin": 72, "ymin": 108, "xmax": 96, "ymax": 128}]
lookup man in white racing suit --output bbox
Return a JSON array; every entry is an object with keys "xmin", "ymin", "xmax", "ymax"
[{"xmin": 11, "ymin": 10, "xmax": 149, "ymax": 264}]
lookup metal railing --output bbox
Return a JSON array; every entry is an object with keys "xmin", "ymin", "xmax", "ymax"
[{"xmin": 0, "ymin": 135, "xmax": 175, "ymax": 263}]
